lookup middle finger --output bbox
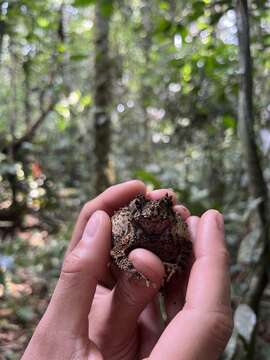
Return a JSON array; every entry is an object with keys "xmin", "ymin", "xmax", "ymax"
[{"xmin": 164, "ymin": 215, "xmax": 200, "ymax": 324}]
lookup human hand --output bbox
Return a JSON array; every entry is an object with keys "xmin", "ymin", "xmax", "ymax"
[
  {"xmin": 147, "ymin": 202, "xmax": 233, "ymax": 359},
  {"xmin": 22, "ymin": 180, "xmax": 233, "ymax": 360}
]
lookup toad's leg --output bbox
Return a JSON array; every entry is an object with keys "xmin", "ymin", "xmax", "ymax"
[
  {"xmin": 163, "ymin": 262, "xmax": 180, "ymax": 282},
  {"xmin": 163, "ymin": 247, "xmax": 191, "ymax": 282}
]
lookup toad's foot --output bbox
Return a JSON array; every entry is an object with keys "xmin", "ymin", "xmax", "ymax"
[{"xmin": 163, "ymin": 262, "xmax": 180, "ymax": 282}]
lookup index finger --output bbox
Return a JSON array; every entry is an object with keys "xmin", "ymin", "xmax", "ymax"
[
  {"xmin": 185, "ymin": 209, "xmax": 231, "ymax": 311},
  {"xmin": 67, "ymin": 180, "xmax": 146, "ymax": 254}
]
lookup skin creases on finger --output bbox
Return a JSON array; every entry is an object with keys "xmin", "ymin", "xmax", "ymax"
[
  {"xmin": 88, "ymin": 341, "xmax": 104, "ymax": 360},
  {"xmin": 163, "ymin": 215, "xmax": 199, "ymax": 324}
]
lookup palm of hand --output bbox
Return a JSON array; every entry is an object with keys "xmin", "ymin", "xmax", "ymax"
[{"xmin": 89, "ymin": 284, "xmax": 165, "ymax": 360}]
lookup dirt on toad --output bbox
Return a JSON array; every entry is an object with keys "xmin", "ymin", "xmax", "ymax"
[{"xmin": 110, "ymin": 194, "xmax": 192, "ymax": 285}]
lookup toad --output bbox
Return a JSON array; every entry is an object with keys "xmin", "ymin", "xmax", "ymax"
[{"xmin": 110, "ymin": 194, "xmax": 192, "ymax": 285}]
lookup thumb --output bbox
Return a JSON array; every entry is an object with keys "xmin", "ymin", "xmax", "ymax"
[
  {"xmin": 95, "ymin": 249, "xmax": 165, "ymax": 340},
  {"xmin": 41, "ymin": 210, "xmax": 111, "ymax": 335}
]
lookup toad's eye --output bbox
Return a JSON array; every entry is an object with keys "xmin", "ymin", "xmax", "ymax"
[{"xmin": 135, "ymin": 199, "xmax": 140, "ymax": 207}]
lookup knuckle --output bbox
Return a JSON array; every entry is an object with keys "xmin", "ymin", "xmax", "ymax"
[
  {"xmin": 81, "ymin": 201, "xmax": 94, "ymax": 218},
  {"xmin": 61, "ymin": 251, "xmax": 83, "ymax": 275},
  {"xmin": 133, "ymin": 180, "xmax": 145, "ymax": 189},
  {"xmin": 217, "ymin": 249, "xmax": 231, "ymax": 267},
  {"xmin": 116, "ymin": 277, "xmax": 145, "ymax": 309},
  {"xmin": 117, "ymin": 281, "xmax": 137, "ymax": 308},
  {"xmin": 207, "ymin": 311, "xmax": 233, "ymax": 350},
  {"xmin": 104, "ymin": 183, "xmax": 117, "ymax": 193},
  {"xmin": 59, "ymin": 251, "xmax": 88, "ymax": 290}
]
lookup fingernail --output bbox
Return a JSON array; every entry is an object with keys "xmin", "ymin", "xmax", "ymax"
[
  {"xmin": 215, "ymin": 212, "xmax": 224, "ymax": 231},
  {"xmin": 83, "ymin": 211, "xmax": 101, "ymax": 240},
  {"xmin": 174, "ymin": 205, "xmax": 190, "ymax": 215}
]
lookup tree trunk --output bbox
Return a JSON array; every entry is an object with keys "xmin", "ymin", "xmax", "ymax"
[
  {"xmin": 58, "ymin": 3, "xmax": 70, "ymax": 94},
  {"xmin": 23, "ymin": 58, "xmax": 32, "ymax": 126},
  {"xmin": 0, "ymin": 1, "xmax": 6, "ymax": 62},
  {"xmin": 236, "ymin": 0, "xmax": 269, "ymax": 357},
  {"xmin": 236, "ymin": 0, "xmax": 268, "ymax": 223},
  {"xmin": 93, "ymin": 3, "xmax": 113, "ymax": 194},
  {"xmin": 140, "ymin": 1, "xmax": 152, "ymax": 163},
  {"xmin": 0, "ymin": 19, "xmax": 5, "ymax": 62}
]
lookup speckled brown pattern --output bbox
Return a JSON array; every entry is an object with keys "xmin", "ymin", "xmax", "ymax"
[{"xmin": 110, "ymin": 194, "xmax": 192, "ymax": 284}]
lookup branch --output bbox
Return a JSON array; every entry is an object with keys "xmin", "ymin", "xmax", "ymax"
[
  {"xmin": 13, "ymin": 100, "xmax": 56, "ymax": 150},
  {"xmin": 1, "ymin": 51, "xmax": 60, "ymax": 155},
  {"xmin": 1, "ymin": 96, "xmax": 57, "ymax": 155}
]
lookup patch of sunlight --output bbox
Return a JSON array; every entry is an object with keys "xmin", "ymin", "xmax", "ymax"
[
  {"xmin": 7, "ymin": 282, "xmax": 32, "ymax": 298},
  {"xmin": 69, "ymin": 90, "xmax": 81, "ymax": 105},
  {"xmin": 0, "ymin": 284, "xmax": 4, "ymax": 297},
  {"xmin": 174, "ymin": 33, "xmax": 182, "ymax": 49},
  {"xmin": 29, "ymin": 232, "xmax": 47, "ymax": 247},
  {"xmin": 0, "ymin": 200, "xmax": 12, "ymax": 209}
]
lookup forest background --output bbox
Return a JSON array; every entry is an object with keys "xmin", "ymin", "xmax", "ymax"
[{"xmin": 0, "ymin": 0, "xmax": 270, "ymax": 359}]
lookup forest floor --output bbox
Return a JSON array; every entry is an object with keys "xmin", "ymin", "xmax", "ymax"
[{"xmin": 0, "ymin": 228, "xmax": 68, "ymax": 360}]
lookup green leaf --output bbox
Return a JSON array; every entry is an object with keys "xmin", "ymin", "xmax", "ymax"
[
  {"xmin": 70, "ymin": 53, "xmax": 89, "ymax": 61},
  {"xmin": 56, "ymin": 118, "xmax": 68, "ymax": 131},
  {"xmin": 73, "ymin": 0, "xmax": 96, "ymax": 7},
  {"xmin": 223, "ymin": 115, "xmax": 236, "ymax": 129},
  {"xmin": 55, "ymin": 103, "xmax": 70, "ymax": 119},
  {"xmin": 181, "ymin": 63, "xmax": 192, "ymax": 82},
  {"xmin": 57, "ymin": 43, "xmax": 66, "ymax": 53},
  {"xmin": 73, "ymin": 0, "xmax": 113, "ymax": 17},
  {"xmin": 134, "ymin": 170, "xmax": 161, "ymax": 188},
  {"xmin": 100, "ymin": 1, "xmax": 114, "ymax": 17},
  {"xmin": 80, "ymin": 95, "xmax": 92, "ymax": 106},
  {"xmin": 176, "ymin": 24, "xmax": 188, "ymax": 39},
  {"xmin": 37, "ymin": 17, "xmax": 50, "ymax": 28},
  {"xmin": 16, "ymin": 306, "xmax": 35, "ymax": 323},
  {"xmin": 159, "ymin": 2, "xmax": 170, "ymax": 10},
  {"xmin": 156, "ymin": 18, "xmax": 172, "ymax": 33},
  {"xmin": 189, "ymin": 1, "xmax": 205, "ymax": 21}
]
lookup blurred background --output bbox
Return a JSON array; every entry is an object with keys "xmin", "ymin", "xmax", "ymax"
[{"xmin": 0, "ymin": 0, "xmax": 269, "ymax": 358}]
